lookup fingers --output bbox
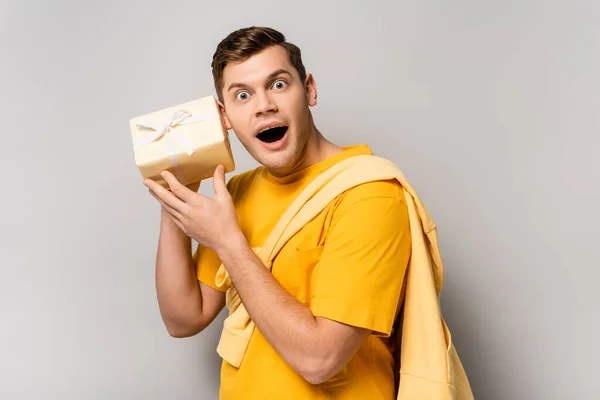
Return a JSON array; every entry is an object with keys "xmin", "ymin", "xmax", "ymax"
[
  {"xmin": 149, "ymin": 188, "xmax": 183, "ymax": 221},
  {"xmin": 144, "ymin": 176, "xmax": 187, "ymax": 213},
  {"xmin": 160, "ymin": 171, "xmax": 195, "ymax": 203},
  {"xmin": 212, "ymin": 165, "xmax": 229, "ymax": 197},
  {"xmin": 148, "ymin": 189, "xmax": 189, "ymax": 233}
]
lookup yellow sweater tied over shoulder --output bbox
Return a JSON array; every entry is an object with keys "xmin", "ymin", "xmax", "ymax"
[{"xmin": 214, "ymin": 154, "xmax": 474, "ymax": 400}]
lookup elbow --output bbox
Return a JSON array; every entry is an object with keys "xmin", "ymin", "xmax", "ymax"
[
  {"xmin": 303, "ymin": 371, "xmax": 331, "ymax": 386},
  {"xmin": 167, "ymin": 327, "xmax": 198, "ymax": 338},
  {"xmin": 165, "ymin": 319, "xmax": 206, "ymax": 338},
  {"xmin": 299, "ymin": 354, "xmax": 341, "ymax": 386}
]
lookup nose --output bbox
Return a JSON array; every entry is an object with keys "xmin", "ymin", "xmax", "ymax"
[{"xmin": 254, "ymin": 91, "xmax": 277, "ymax": 116}]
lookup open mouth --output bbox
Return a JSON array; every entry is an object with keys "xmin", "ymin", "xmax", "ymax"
[{"xmin": 256, "ymin": 126, "xmax": 288, "ymax": 143}]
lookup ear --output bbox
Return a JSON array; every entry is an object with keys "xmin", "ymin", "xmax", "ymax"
[
  {"xmin": 216, "ymin": 98, "xmax": 233, "ymax": 130},
  {"xmin": 305, "ymin": 73, "xmax": 317, "ymax": 107}
]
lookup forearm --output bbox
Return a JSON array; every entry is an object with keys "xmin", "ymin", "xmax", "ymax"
[
  {"xmin": 155, "ymin": 208, "xmax": 203, "ymax": 336},
  {"xmin": 217, "ymin": 234, "xmax": 333, "ymax": 382}
]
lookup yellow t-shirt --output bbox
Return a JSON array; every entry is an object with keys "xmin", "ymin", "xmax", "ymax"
[{"xmin": 195, "ymin": 144, "xmax": 411, "ymax": 400}]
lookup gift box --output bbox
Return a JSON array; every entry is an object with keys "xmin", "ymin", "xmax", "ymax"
[{"xmin": 129, "ymin": 95, "xmax": 235, "ymax": 189}]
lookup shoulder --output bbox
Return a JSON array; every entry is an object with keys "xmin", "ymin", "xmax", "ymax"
[
  {"xmin": 322, "ymin": 178, "xmax": 409, "ymax": 241},
  {"xmin": 333, "ymin": 179, "xmax": 407, "ymax": 214},
  {"xmin": 320, "ymin": 179, "xmax": 411, "ymax": 267}
]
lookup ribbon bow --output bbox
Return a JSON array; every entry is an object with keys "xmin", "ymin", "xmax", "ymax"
[{"xmin": 134, "ymin": 109, "xmax": 219, "ymax": 156}]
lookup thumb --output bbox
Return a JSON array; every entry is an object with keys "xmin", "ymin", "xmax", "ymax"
[{"xmin": 213, "ymin": 165, "xmax": 228, "ymax": 196}]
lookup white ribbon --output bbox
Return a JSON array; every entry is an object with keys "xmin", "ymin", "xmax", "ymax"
[{"xmin": 134, "ymin": 109, "xmax": 220, "ymax": 156}]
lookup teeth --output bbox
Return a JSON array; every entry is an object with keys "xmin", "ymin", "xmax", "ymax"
[{"xmin": 259, "ymin": 125, "xmax": 284, "ymax": 133}]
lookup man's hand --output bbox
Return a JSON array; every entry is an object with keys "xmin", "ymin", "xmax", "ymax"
[
  {"xmin": 185, "ymin": 180, "xmax": 201, "ymax": 193},
  {"xmin": 144, "ymin": 165, "xmax": 241, "ymax": 252}
]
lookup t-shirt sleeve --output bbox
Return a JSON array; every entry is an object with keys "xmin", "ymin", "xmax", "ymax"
[
  {"xmin": 194, "ymin": 244, "xmax": 227, "ymax": 292},
  {"xmin": 309, "ymin": 185, "xmax": 411, "ymax": 337}
]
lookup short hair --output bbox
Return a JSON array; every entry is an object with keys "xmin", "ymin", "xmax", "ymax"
[{"xmin": 211, "ymin": 26, "xmax": 307, "ymax": 101}]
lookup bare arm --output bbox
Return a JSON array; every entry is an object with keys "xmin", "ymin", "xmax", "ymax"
[
  {"xmin": 145, "ymin": 169, "xmax": 408, "ymax": 385},
  {"xmin": 217, "ymin": 235, "xmax": 371, "ymax": 385},
  {"xmin": 145, "ymin": 169, "xmax": 373, "ymax": 382},
  {"xmin": 155, "ymin": 207, "xmax": 225, "ymax": 337}
]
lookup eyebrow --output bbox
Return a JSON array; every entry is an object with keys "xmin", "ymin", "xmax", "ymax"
[{"xmin": 227, "ymin": 69, "xmax": 292, "ymax": 93}]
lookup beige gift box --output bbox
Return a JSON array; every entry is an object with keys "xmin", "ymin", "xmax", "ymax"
[{"xmin": 129, "ymin": 95, "xmax": 235, "ymax": 189}]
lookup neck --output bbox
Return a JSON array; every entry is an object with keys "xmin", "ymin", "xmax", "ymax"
[
  {"xmin": 303, "ymin": 128, "xmax": 344, "ymax": 166},
  {"xmin": 268, "ymin": 123, "xmax": 344, "ymax": 178}
]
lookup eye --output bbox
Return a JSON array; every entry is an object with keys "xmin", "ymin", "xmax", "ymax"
[
  {"xmin": 236, "ymin": 91, "xmax": 250, "ymax": 101},
  {"xmin": 272, "ymin": 80, "xmax": 287, "ymax": 90}
]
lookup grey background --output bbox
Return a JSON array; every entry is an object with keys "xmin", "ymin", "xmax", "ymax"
[{"xmin": 1, "ymin": 1, "xmax": 598, "ymax": 399}]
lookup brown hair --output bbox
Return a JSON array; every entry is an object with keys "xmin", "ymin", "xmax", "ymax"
[{"xmin": 211, "ymin": 26, "xmax": 307, "ymax": 102}]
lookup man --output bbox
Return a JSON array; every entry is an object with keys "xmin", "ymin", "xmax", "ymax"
[{"xmin": 144, "ymin": 26, "xmax": 411, "ymax": 399}]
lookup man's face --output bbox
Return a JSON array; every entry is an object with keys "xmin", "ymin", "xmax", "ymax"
[{"xmin": 219, "ymin": 45, "xmax": 317, "ymax": 176}]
